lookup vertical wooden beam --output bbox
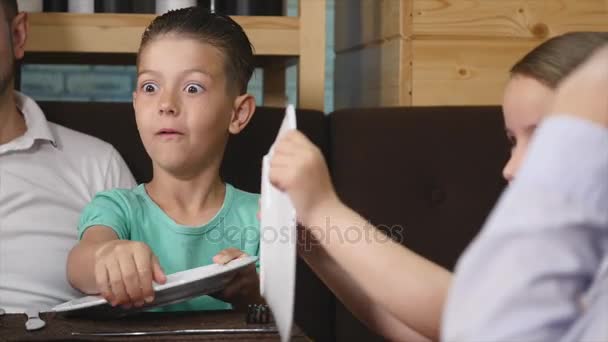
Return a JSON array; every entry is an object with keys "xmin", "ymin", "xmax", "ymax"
[
  {"xmin": 401, "ymin": 0, "xmax": 413, "ymax": 106},
  {"xmin": 263, "ymin": 62, "xmax": 287, "ymax": 107},
  {"xmin": 299, "ymin": 0, "xmax": 326, "ymax": 111}
]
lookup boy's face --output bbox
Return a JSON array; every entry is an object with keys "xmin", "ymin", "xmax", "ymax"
[{"xmin": 134, "ymin": 36, "xmax": 237, "ymax": 177}]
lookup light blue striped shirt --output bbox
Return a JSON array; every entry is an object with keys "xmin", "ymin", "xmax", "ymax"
[{"xmin": 443, "ymin": 116, "xmax": 608, "ymax": 341}]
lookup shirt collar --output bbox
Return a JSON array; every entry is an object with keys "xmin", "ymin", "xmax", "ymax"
[
  {"xmin": 17, "ymin": 91, "xmax": 56, "ymax": 145},
  {"xmin": 0, "ymin": 92, "xmax": 57, "ymax": 153}
]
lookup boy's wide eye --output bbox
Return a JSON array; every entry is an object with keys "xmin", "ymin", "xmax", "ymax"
[
  {"xmin": 185, "ymin": 84, "xmax": 204, "ymax": 94},
  {"xmin": 141, "ymin": 82, "xmax": 159, "ymax": 93}
]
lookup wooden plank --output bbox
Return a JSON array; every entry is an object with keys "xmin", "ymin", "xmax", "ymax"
[
  {"xmin": 263, "ymin": 63, "xmax": 287, "ymax": 107},
  {"xmin": 413, "ymin": 0, "xmax": 608, "ymax": 40},
  {"xmin": 335, "ymin": 0, "xmax": 405, "ymax": 52},
  {"xmin": 334, "ymin": 38, "xmax": 409, "ymax": 109},
  {"xmin": 335, "ymin": 86, "xmax": 402, "ymax": 109},
  {"xmin": 236, "ymin": 16, "xmax": 299, "ymax": 56},
  {"xmin": 299, "ymin": 0, "xmax": 326, "ymax": 110},
  {"xmin": 400, "ymin": 36, "xmax": 413, "ymax": 106},
  {"xmin": 412, "ymin": 39, "xmax": 539, "ymax": 105},
  {"xmin": 25, "ymin": 13, "xmax": 300, "ymax": 55},
  {"xmin": 402, "ymin": 0, "xmax": 414, "ymax": 40}
]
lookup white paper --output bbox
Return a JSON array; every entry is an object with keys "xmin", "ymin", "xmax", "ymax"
[
  {"xmin": 260, "ymin": 105, "xmax": 297, "ymax": 342},
  {"xmin": 17, "ymin": 0, "xmax": 42, "ymax": 12},
  {"xmin": 155, "ymin": 0, "xmax": 197, "ymax": 14},
  {"xmin": 68, "ymin": 0, "xmax": 94, "ymax": 13}
]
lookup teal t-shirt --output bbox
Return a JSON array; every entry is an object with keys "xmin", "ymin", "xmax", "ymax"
[{"xmin": 78, "ymin": 183, "xmax": 260, "ymax": 312}]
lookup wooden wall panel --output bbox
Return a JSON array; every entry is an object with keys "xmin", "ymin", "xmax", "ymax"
[
  {"xmin": 334, "ymin": 0, "xmax": 405, "ymax": 52},
  {"xmin": 413, "ymin": 0, "xmax": 608, "ymax": 39},
  {"xmin": 334, "ymin": 38, "xmax": 411, "ymax": 108},
  {"xmin": 27, "ymin": 13, "xmax": 301, "ymax": 55},
  {"xmin": 410, "ymin": 0, "xmax": 608, "ymax": 105},
  {"xmin": 334, "ymin": 0, "xmax": 412, "ymax": 109},
  {"xmin": 412, "ymin": 39, "xmax": 537, "ymax": 105},
  {"xmin": 299, "ymin": 0, "xmax": 327, "ymax": 110},
  {"xmin": 335, "ymin": 0, "xmax": 608, "ymax": 108}
]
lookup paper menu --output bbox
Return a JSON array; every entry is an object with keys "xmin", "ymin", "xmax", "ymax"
[{"xmin": 259, "ymin": 105, "xmax": 297, "ymax": 342}]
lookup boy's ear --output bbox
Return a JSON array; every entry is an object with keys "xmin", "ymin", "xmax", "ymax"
[{"xmin": 229, "ymin": 93, "xmax": 256, "ymax": 134}]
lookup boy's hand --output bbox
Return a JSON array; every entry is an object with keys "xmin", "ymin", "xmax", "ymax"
[
  {"xmin": 94, "ymin": 240, "xmax": 166, "ymax": 308},
  {"xmin": 268, "ymin": 130, "xmax": 340, "ymax": 226},
  {"xmin": 550, "ymin": 44, "xmax": 608, "ymax": 127},
  {"xmin": 212, "ymin": 248, "xmax": 263, "ymax": 309}
]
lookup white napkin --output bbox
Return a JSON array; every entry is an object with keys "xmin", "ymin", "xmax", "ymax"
[
  {"xmin": 17, "ymin": 0, "xmax": 42, "ymax": 12},
  {"xmin": 259, "ymin": 105, "xmax": 297, "ymax": 342},
  {"xmin": 67, "ymin": 0, "xmax": 94, "ymax": 13},
  {"xmin": 155, "ymin": 0, "xmax": 197, "ymax": 14}
]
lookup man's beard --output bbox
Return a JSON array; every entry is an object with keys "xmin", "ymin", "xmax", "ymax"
[
  {"xmin": 0, "ymin": 58, "xmax": 15, "ymax": 96},
  {"xmin": 0, "ymin": 20, "xmax": 15, "ymax": 97}
]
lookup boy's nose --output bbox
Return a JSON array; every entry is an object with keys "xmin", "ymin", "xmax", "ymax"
[
  {"xmin": 159, "ymin": 93, "xmax": 179, "ymax": 116},
  {"xmin": 159, "ymin": 105, "xmax": 177, "ymax": 115}
]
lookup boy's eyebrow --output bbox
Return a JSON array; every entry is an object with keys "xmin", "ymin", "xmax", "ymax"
[
  {"xmin": 180, "ymin": 68, "xmax": 214, "ymax": 79},
  {"xmin": 136, "ymin": 69, "xmax": 214, "ymax": 80},
  {"xmin": 137, "ymin": 69, "xmax": 160, "ymax": 77}
]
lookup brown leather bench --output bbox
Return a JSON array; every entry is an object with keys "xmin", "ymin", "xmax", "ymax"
[
  {"xmin": 329, "ymin": 106, "xmax": 508, "ymax": 341},
  {"xmin": 40, "ymin": 102, "xmax": 334, "ymax": 341},
  {"xmin": 40, "ymin": 102, "xmax": 509, "ymax": 341}
]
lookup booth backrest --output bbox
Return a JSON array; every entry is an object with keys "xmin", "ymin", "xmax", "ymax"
[
  {"xmin": 40, "ymin": 102, "xmax": 509, "ymax": 341},
  {"xmin": 328, "ymin": 106, "xmax": 508, "ymax": 340},
  {"xmin": 40, "ymin": 102, "xmax": 334, "ymax": 341}
]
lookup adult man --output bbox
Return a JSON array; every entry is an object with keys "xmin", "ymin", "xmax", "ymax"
[{"xmin": 0, "ymin": 0, "xmax": 136, "ymax": 312}]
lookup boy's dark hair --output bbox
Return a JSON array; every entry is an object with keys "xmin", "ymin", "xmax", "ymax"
[
  {"xmin": 139, "ymin": 6, "xmax": 255, "ymax": 95},
  {"xmin": 511, "ymin": 32, "xmax": 608, "ymax": 88},
  {"xmin": 1, "ymin": 0, "xmax": 18, "ymax": 21}
]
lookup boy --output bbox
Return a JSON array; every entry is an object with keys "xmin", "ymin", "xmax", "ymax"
[{"xmin": 67, "ymin": 7, "xmax": 262, "ymax": 312}]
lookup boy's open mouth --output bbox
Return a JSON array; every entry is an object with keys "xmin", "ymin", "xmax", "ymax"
[{"xmin": 156, "ymin": 128, "xmax": 184, "ymax": 136}]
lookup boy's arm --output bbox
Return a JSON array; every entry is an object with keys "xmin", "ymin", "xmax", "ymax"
[
  {"xmin": 68, "ymin": 226, "xmax": 166, "ymax": 307},
  {"xmin": 67, "ymin": 225, "xmax": 119, "ymax": 294},
  {"xmin": 212, "ymin": 248, "xmax": 265, "ymax": 310},
  {"xmin": 71, "ymin": 191, "xmax": 167, "ymax": 307}
]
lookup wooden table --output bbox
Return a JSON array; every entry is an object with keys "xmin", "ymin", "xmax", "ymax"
[{"xmin": 0, "ymin": 310, "xmax": 309, "ymax": 341}]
